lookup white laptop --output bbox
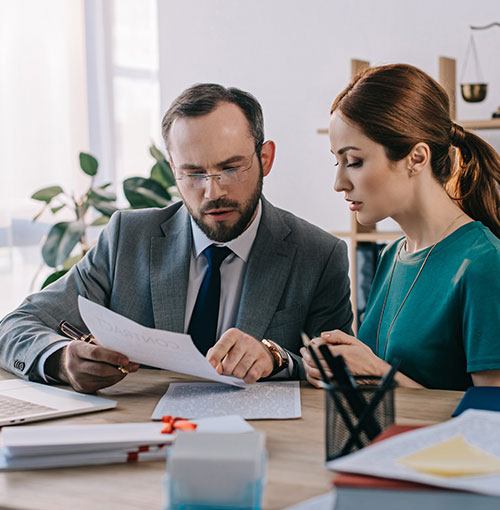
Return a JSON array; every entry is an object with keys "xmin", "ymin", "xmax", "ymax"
[{"xmin": 0, "ymin": 379, "xmax": 117, "ymax": 427}]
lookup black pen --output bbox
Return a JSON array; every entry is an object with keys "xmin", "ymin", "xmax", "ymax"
[
  {"xmin": 300, "ymin": 332, "xmax": 331, "ymax": 386},
  {"xmin": 342, "ymin": 359, "xmax": 401, "ymax": 453},
  {"xmin": 317, "ymin": 343, "xmax": 381, "ymax": 440},
  {"xmin": 60, "ymin": 321, "xmax": 96, "ymax": 344},
  {"xmin": 59, "ymin": 321, "xmax": 128, "ymax": 375},
  {"xmin": 302, "ymin": 332, "xmax": 369, "ymax": 451}
]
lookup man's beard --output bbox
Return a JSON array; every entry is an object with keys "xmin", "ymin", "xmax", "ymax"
[{"xmin": 186, "ymin": 172, "xmax": 263, "ymax": 243}]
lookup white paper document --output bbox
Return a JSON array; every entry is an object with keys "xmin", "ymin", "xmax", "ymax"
[
  {"xmin": 326, "ymin": 409, "xmax": 500, "ymax": 496},
  {"xmin": 78, "ymin": 296, "xmax": 244, "ymax": 387},
  {"xmin": 152, "ymin": 381, "xmax": 301, "ymax": 420}
]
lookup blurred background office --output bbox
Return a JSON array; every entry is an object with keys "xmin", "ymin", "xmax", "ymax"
[{"xmin": 1, "ymin": 0, "xmax": 499, "ymax": 317}]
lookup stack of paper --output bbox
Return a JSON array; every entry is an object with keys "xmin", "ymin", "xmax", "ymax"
[{"xmin": 0, "ymin": 415, "xmax": 254, "ymax": 470}]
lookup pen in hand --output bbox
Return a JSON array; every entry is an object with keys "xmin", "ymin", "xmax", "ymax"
[
  {"xmin": 59, "ymin": 321, "xmax": 129, "ymax": 375},
  {"xmin": 300, "ymin": 332, "xmax": 331, "ymax": 387}
]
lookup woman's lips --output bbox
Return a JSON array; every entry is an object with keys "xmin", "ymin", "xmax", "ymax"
[{"xmin": 347, "ymin": 200, "xmax": 362, "ymax": 212}]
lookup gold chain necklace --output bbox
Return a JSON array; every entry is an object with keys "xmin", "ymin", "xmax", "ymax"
[{"xmin": 375, "ymin": 213, "xmax": 465, "ymax": 359}]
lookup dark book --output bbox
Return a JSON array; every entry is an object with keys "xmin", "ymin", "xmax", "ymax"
[
  {"xmin": 452, "ymin": 386, "xmax": 500, "ymax": 416},
  {"xmin": 332, "ymin": 424, "xmax": 500, "ymax": 510},
  {"xmin": 356, "ymin": 242, "xmax": 386, "ymax": 329}
]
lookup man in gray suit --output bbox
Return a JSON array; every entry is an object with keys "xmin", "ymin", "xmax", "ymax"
[{"xmin": 0, "ymin": 84, "xmax": 352, "ymax": 393}]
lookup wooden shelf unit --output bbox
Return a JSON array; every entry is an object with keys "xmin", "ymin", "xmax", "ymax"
[
  {"xmin": 318, "ymin": 119, "xmax": 500, "ymax": 134},
  {"xmin": 461, "ymin": 118, "xmax": 500, "ymax": 130},
  {"xmin": 322, "ymin": 57, "xmax": 499, "ymax": 329}
]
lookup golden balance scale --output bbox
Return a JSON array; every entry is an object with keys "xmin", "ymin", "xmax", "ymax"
[{"xmin": 461, "ymin": 22, "xmax": 500, "ymax": 118}]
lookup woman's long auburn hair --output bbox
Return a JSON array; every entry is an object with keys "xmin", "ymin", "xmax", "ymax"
[{"xmin": 330, "ymin": 63, "xmax": 500, "ymax": 238}]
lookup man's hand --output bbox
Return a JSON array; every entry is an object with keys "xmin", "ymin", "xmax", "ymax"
[
  {"xmin": 206, "ymin": 328, "xmax": 275, "ymax": 384},
  {"xmin": 46, "ymin": 340, "xmax": 140, "ymax": 394}
]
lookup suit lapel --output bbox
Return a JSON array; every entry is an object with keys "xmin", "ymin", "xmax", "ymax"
[
  {"xmin": 236, "ymin": 199, "xmax": 296, "ymax": 339},
  {"xmin": 150, "ymin": 206, "xmax": 191, "ymax": 333}
]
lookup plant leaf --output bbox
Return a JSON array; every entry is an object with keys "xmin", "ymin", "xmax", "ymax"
[
  {"xmin": 62, "ymin": 252, "xmax": 84, "ymax": 270},
  {"xmin": 51, "ymin": 204, "xmax": 66, "ymax": 214},
  {"xmin": 149, "ymin": 144, "xmax": 176, "ymax": 188},
  {"xmin": 32, "ymin": 204, "xmax": 47, "ymax": 222},
  {"xmin": 150, "ymin": 162, "xmax": 176, "ymax": 189},
  {"xmin": 123, "ymin": 177, "xmax": 172, "ymax": 208},
  {"xmin": 79, "ymin": 152, "xmax": 98, "ymax": 176},
  {"xmin": 89, "ymin": 187, "xmax": 117, "ymax": 202},
  {"xmin": 149, "ymin": 144, "xmax": 166, "ymax": 162},
  {"xmin": 41, "ymin": 269, "xmax": 69, "ymax": 289},
  {"xmin": 99, "ymin": 182, "xmax": 112, "ymax": 189},
  {"xmin": 90, "ymin": 215, "xmax": 111, "ymax": 226},
  {"xmin": 31, "ymin": 186, "xmax": 64, "ymax": 203},
  {"xmin": 92, "ymin": 201, "xmax": 118, "ymax": 217},
  {"xmin": 41, "ymin": 221, "xmax": 86, "ymax": 268}
]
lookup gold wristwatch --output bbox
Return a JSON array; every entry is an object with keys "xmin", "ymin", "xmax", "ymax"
[{"xmin": 261, "ymin": 339, "xmax": 289, "ymax": 374}]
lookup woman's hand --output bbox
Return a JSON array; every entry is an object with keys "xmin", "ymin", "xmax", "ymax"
[
  {"xmin": 300, "ymin": 330, "xmax": 388, "ymax": 388},
  {"xmin": 317, "ymin": 330, "xmax": 388, "ymax": 377},
  {"xmin": 300, "ymin": 341, "xmax": 332, "ymax": 388},
  {"xmin": 301, "ymin": 329, "xmax": 424, "ymax": 389}
]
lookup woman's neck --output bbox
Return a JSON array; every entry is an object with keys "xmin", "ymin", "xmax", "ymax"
[{"xmin": 394, "ymin": 182, "xmax": 472, "ymax": 253}]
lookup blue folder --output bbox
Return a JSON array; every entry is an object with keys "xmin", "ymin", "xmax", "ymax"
[{"xmin": 452, "ymin": 386, "xmax": 500, "ymax": 417}]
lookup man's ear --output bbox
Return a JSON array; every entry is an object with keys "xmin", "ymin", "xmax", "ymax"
[
  {"xmin": 407, "ymin": 142, "xmax": 430, "ymax": 176},
  {"xmin": 260, "ymin": 140, "xmax": 276, "ymax": 177}
]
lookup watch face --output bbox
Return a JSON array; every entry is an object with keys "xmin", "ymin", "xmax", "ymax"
[{"xmin": 262, "ymin": 339, "xmax": 289, "ymax": 369}]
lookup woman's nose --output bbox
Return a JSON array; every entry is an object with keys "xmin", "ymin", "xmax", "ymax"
[{"xmin": 333, "ymin": 167, "xmax": 352, "ymax": 193}]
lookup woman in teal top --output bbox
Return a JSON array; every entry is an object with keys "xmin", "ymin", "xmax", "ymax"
[{"xmin": 302, "ymin": 63, "xmax": 500, "ymax": 390}]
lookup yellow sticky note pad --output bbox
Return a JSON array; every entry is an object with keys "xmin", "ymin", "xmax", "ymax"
[{"xmin": 397, "ymin": 435, "xmax": 500, "ymax": 477}]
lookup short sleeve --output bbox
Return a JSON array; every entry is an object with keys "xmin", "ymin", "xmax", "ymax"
[{"xmin": 461, "ymin": 248, "xmax": 500, "ymax": 372}]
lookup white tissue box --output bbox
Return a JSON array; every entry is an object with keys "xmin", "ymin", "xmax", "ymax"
[{"xmin": 164, "ymin": 431, "xmax": 266, "ymax": 510}]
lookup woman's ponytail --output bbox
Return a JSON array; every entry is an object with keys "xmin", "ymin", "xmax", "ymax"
[{"xmin": 449, "ymin": 125, "xmax": 500, "ymax": 239}]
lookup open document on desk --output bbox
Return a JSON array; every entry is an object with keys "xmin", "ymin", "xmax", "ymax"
[
  {"xmin": 152, "ymin": 381, "xmax": 301, "ymax": 420},
  {"xmin": 78, "ymin": 296, "xmax": 244, "ymax": 387},
  {"xmin": 327, "ymin": 409, "xmax": 500, "ymax": 497}
]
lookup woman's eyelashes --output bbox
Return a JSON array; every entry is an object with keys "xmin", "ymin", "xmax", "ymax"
[
  {"xmin": 332, "ymin": 155, "xmax": 363, "ymax": 168},
  {"xmin": 346, "ymin": 159, "xmax": 363, "ymax": 168},
  {"xmin": 334, "ymin": 159, "xmax": 363, "ymax": 168}
]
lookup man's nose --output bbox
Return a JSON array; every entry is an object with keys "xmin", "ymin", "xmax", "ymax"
[{"xmin": 204, "ymin": 175, "xmax": 227, "ymax": 200}]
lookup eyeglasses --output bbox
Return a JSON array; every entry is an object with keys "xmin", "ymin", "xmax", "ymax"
[{"xmin": 173, "ymin": 151, "xmax": 256, "ymax": 189}]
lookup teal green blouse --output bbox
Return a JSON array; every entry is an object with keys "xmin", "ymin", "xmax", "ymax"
[{"xmin": 358, "ymin": 222, "xmax": 500, "ymax": 390}]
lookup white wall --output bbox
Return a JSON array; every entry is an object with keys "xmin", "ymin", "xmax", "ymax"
[{"xmin": 157, "ymin": 0, "xmax": 500, "ymax": 232}]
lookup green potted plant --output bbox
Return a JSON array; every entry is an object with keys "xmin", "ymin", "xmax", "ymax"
[{"xmin": 31, "ymin": 145, "xmax": 177, "ymax": 289}]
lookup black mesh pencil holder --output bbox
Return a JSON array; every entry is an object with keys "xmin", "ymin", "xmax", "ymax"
[{"xmin": 325, "ymin": 376, "xmax": 396, "ymax": 461}]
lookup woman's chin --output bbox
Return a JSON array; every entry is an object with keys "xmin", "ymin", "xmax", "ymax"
[{"xmin": 356, "ymin": 212, "xmax": 377, "ymax": 227}]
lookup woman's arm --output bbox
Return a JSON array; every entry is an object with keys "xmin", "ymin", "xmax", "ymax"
[{"xmin": 471, "ymin": 369, "xmax": 500, "ymax": 386}]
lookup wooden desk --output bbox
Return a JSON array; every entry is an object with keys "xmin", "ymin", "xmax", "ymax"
[{"xmin": 0, "ymin": 369, "xmax": 463, "ymax": 510}]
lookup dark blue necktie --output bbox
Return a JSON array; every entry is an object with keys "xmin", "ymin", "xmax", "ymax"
[{"xmin": 188, "ymin": 245, "xmax": 232, "ymax": 355}]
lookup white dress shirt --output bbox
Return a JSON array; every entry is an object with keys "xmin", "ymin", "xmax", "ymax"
[
  {"xmin": 185, "ymin": 200, "xmax": 262, "ymax": 338},
  {"xmin": 186, "ymin": 200, "xmax": 292, "ymax": 377}
]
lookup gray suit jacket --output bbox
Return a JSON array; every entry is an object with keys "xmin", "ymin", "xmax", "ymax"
[{"xmin": 0, "ymin": 198, "xmax": 352, "ymax": 380}]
